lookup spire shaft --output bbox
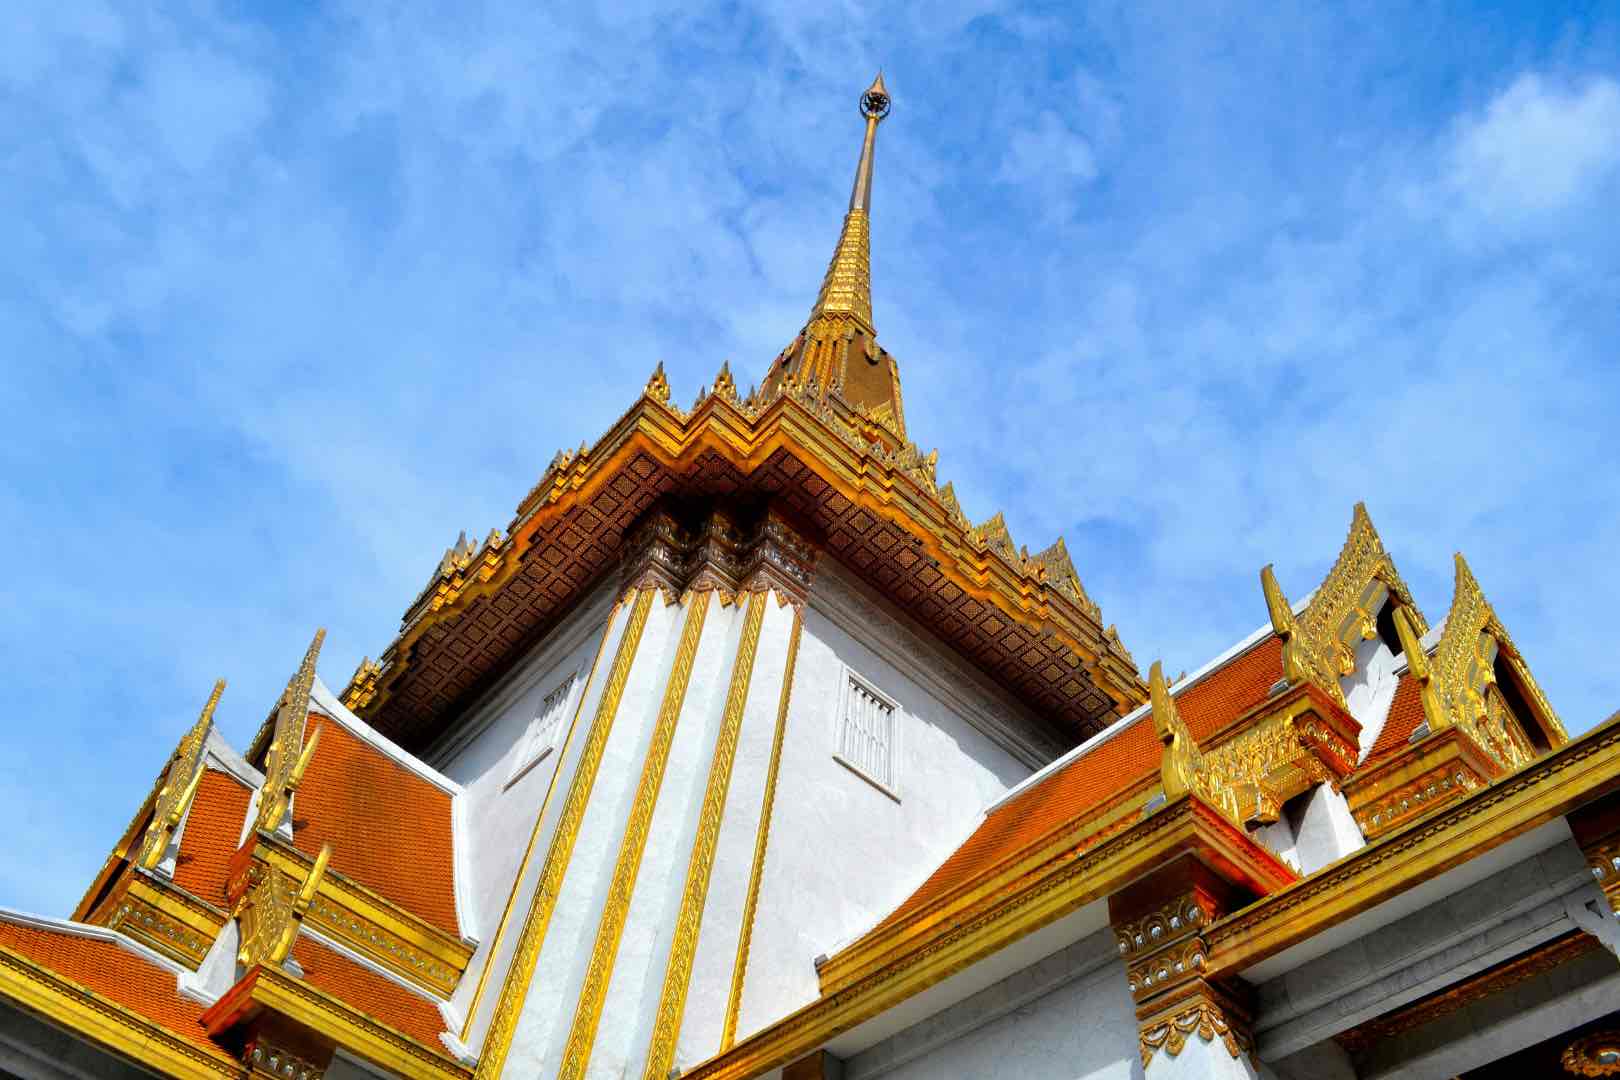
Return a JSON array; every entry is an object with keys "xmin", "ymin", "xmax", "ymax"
[{"xmin": 808, "ymin": 72, "xmax": 890, "ymax": 333}]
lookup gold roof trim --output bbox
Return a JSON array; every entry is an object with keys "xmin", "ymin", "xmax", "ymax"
[
  {"xmin": 136, "ymin": 679, "xmax": 226, "ymax": 871},
  {"xmin": 343, "ymin": 361, "xmax": 1144, "ymax": 744},
  {"xmin": 1298, "ymin": 502, "xmax": 1427, "ymax": 675},
  {"xmin": 253, "ymin": 629, "xmax": 326, "ymax": 835}
]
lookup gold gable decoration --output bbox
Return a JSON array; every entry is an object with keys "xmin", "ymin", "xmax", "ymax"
[
  {"xmin": 254, "ymin": 629, "xmax": 326, "ymax": 835},
  {"xmin": 137, "ymin": 679, "xmax": 226, "ymax": 870},
  {"xmin": 236, "ymin": 843, "xmax": 331, "ymax": 969},
  {"xmin": 1298, "ymin": 503, "xmax": 1427, "ymax": 676},
  {"xmin": 1422, "ymin": 553, "xmax": 1566, "ymax": 771},
  {"xmin": 1151, "ymin": 661, "xmax": 1241, "ymax": 824}
]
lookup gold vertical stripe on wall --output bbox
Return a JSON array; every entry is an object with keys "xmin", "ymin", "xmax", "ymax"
[
  {"xmin": 640, "ymin": 591, "xmax": 769, "ymax": 1079},
  {"xmin": 719, "ymin": 608, "xmax": 803, "ymax": 1052},
  {"xmin": 475, "ymin": 587, "xmax": 656, "ymax": 1079},
  {"xmin": 558, "ymin": 592, "xmax": 712, "ymax": 1078},
  {"xmin": 459, "ymin": 598, "xmax": 623, "ymax": 1041}
]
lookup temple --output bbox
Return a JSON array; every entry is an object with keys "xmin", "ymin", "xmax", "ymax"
[{"xmin": 4, "ymin": 75, "xmax": 1620, "ymax": 1080}]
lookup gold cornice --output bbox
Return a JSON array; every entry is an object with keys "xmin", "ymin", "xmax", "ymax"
[
  {"xmin": 643, "ymin": 591, "xmax": 769, "ymax": 1078},
  {"xmin": 205, "ymin": 964, "xmax": 469, "ymax": 1080},
  {"xmin": 1206, "ymin": 709, "xmax": 1620, "ymax": 975},
  {"xmin": 348, "ymin": 387, "xmax": 1143, "ymax": 749},
  {"xmin": 91, "ymin": 871, "xmax": 228, "ymax": 970},
  {"xmin": 0, "ymin": 941, "xmax": 241, "ymax": 1079},
  {"xmin": 560, "ymin": 592, "xmax": 711, "ymax": 1075},
  {"xmin": 1342, "ymin": 726, "xmax": 1493, "ymax": 840},
  {"xmin": 474, "ymin": 587, "xmax": 655, "ymax": 1079},
  {"xmin": 684, "ymin": 797, "xmax": 1292, "ymax": 1080}
]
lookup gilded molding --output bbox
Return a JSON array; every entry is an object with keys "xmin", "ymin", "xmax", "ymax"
[
  {"xmin": 1203, "ymin": 688, "xmax": 1360, "ymax": 827},
  {"xmin": 642, "ymin": 590, "xmax": 768, "ymax": 1079},
  {"xmin": 97, "ymin": 873, "xmax": 224, "ymax": 969},
  {"xmin": 245, "ymin": 1037, "xmax": 327, "ymax": 1080},
  {"xmin": 0, "ymin": 942, "xmax": 241, "ymax": 1078},
  {"xmin": 138, "ymin": 679, "xmax": 225, "ymax": 870},
  {"xmin": 722, "ymin": 608, "xmax": 803, "ymax": 1052},
  {"xmin": 457, "ymin": 599, "xmax": 622, "ymax": 1040},
  {"xmin": 560, "ymin": 592, "xmax": 711, "ymax": 1076},
  {"xmin": 255, "ymin": 630, "xmax": 326, "ymax": 835},
  {"xmin": 474, "ymin": 587, "xmax": 655, "ymax": 1079}
]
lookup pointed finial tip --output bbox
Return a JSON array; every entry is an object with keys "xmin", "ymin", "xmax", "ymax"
[{"xmin": 861, "ymin": 72, "xmax": 891, "ymax": 120}]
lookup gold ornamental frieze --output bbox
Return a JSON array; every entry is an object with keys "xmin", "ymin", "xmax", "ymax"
[
  {"xmin": 1202, "ymin": 684, "xmax": 1361, "ymax": 828},
  {"xmin": 93, "ymin": 871, "xmax": 225, "ymax": 970}
]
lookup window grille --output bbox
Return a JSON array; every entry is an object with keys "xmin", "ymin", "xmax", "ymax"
[
  {"xmin": 506, "ymin": 673, "xmax": 576, "ymax": 787},
  {"xmin": 836, "ymin": 672, "xmax": 897, "ymax": 794}
]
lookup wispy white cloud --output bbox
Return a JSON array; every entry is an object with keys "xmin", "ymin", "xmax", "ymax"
[{"xmin": 2, "ymin": 1, "xmax": 1617, "ymax": 917}]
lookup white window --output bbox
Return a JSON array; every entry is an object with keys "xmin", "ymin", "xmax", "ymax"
[
  {"xmin": 506, "ymin": 673, "xmax": 577, "ymax": 788},
  {"xmin": 834, "ymin": 670, "xmax": 899, "ymax": 799}
]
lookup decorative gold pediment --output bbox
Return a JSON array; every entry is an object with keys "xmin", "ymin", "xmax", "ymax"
[
  {"xmin": 1420, "ymin": 553, "xmax": 1565, "ymax": 772},
  {"xmin": 1299, "ymin": 503, "xmax": 1427, "ymax": 675},
  {"xmin": 237, "ymin": 844, "xmax": 331, "ymax": 969},
  {"xmin": 138, "ymin": 679, "xmax": 225, "ymax": 870}
]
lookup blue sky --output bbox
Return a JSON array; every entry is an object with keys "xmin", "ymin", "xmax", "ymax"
[{"xmin": 4, "ymin": 2, "xmax": 1618, "ymax": 916}]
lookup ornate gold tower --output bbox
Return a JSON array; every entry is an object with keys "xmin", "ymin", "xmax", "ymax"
[{"xmin": 760, "ymin": 73, "xmax": 908, "ymax": 441}]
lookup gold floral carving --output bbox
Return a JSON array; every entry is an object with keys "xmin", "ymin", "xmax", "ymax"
[
  {"xmin": 645, "ymin": 361, "xmax": 672, "ymax": 405},
  {"xmin": 255, "ymin": 630, "xmax": 326, "ymax": 834},
  {"xmin": 237, "ymin": 844, "xmax": 331, "ymax": 969},
  {"xmin": 1203, "ymin": 691, "xmax": 1359, "ymax": 827},
  {"xmin": 1582, "ymin": 834, "xmax": 1620, "ymax": 914},
  {"xmin": 138, "ymin": 679, "xmax": 225, "ymax": 870},
  {"xmin": 1353, "ymin": 760, "xmax": 1483, "ymax": 839},
  {"xmin": 1139, "ymin": 998, "xmax": 1249, "ymax": 1068},
  {"xmin": 560, "ymin": 592, "xmax": 711, "ymax": 1076},
  {"xmin": 722, "ymin": 608, "xmax": 803, "ymax": 1052},
  {"xmin": 643, "ymin": 590, "xmax": 769, "ymax": 1080},
  {"xmin": 1564, "ymin": 1030, "xmax": 1620, "ymax": 1076},
  {"xmin": 475, "ymin": 587, "xmax": 654, "ymax": 1080}
]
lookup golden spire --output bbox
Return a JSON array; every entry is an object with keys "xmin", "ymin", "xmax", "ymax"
[
  {"xmin": 808, "ymin": 71, "xmax": 890, "ymax": 332},
  {"xmin": 761, "ymin": 74, "xmax": 908, "ymax": 440}
]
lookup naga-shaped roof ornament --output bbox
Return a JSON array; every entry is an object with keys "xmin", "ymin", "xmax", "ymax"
[
  {"xmin": 137, "ymin": 679, "xmax": 226, "ymax": 870},
  {"xmin": 253, "ymin": 629, "xmax": 325, "ymax": 835}
]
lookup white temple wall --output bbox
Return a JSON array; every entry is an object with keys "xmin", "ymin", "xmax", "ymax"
[
  {"xmin": 840, "ymin": 930, "xmax": 1141, "ymax": 1080},
  {"xmin": 735, "ymin": 564, "xmax": 1048, "ymax": 1043},
  {"xmin": 431, "ymin": 577, "xmax": 620, "ymax": 1035}
]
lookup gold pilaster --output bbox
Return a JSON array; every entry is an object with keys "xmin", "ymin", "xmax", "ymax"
[
  {"xmin": 642, "ymin": 590, "xmax": 769, "ymax": 1078},
  {"xmin": 560, "ymin": 592, "xmax": 712, "ymax": 1076},
  {"xmin": 721, "ymin": 609, "xmax": 803, "ymax": 1051},
  {"xmin": 458, "ymin": 598, "xmax": 623, "ymax": 1040},
  {"xmin": 475, "ymin": 587, "xmax": 656, "ymax": 1079}
]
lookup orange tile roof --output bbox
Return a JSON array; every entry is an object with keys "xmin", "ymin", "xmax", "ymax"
[
  {"xmin": 0, "ymin": 920, "xmax": 223, "ymax": 1055},
  {"xmin": 865, "ymin": 636, "xmax": 1284, "ymax": 936},
  {"xmin": 292, "ymin": 935, "xmax": 449, "ymax": 1053},
  {"xmin": 1366, "ymin": 671, "xmax": 1426, "ymax": 763},
  {"xmin": 291, "ymin": 715, "xmax": 460, "ymax": 936},
  {"xmin": 172, "ymin": 770, "xmax": 252, "ymax": 907}
]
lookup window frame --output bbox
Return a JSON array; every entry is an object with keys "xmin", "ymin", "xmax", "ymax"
[
  {"xmin": 505, "ymin": 671, "xmax": 580, "ymax": 789},
  {"xmin": 832, "ymin": 665, "xmax": 902, "ymax": 802}
]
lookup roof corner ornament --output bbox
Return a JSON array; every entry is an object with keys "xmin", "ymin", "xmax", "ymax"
[
  {"xmin": 645, "ymin": 362, "xmax": 672, "ymax": 405},
  {"xmin": 1261, "ymin": 565, "xmax": 1348, "ymax": 709},
  {"xmin": 137, "ymin": 679, "xmax": 226, "ymax": 871},
  {"xmin": 1150, "ymin": 660, "xmax": 1200, "ymax": 803},
  {"xmin": 253, "ymin": 629, "xmax": 326, "ymax": 835},
  {"xmin": 1393, "ymin": 605, "xmax": 1448, "ymax": 738}
]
